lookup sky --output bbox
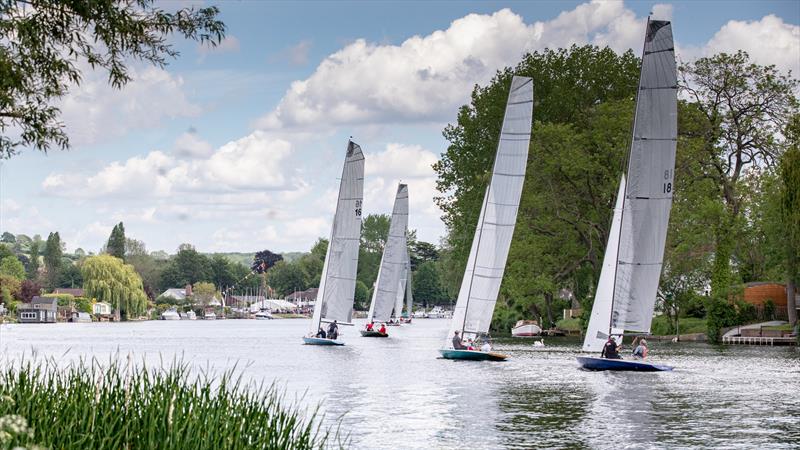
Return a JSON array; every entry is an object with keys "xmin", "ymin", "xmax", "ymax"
[{"xmin": 2, "ymin": 0, "xmax": 798, "ymax": 255}]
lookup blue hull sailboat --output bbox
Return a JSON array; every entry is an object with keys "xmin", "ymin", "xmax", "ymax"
[{"xmin": 577, "ymin": 19, "xmax": 677, "ymax": 372}]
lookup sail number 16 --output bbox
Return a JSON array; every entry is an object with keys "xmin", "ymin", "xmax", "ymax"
[{"xmin": 355, "ymin": 200, "xmax": 362, "ymax": 217}]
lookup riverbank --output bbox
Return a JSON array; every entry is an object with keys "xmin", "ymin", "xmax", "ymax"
[{"xmin": 0, "ymin": 358, "xmax": 332, "ymax": 449}]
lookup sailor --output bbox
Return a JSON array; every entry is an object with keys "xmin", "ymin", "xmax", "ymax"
[
  {"xmin": 365, "ymin": 321, "xmax": 374, "ymax": 331},
  {"xmin": 601, "ymin": 336, "xmax": 621, "ymax": 359},
  {"xmin": 327, "ymin": 320, "xmax": 339, "ymax": 340},
  {"xmin": 378, "ymin": 323, "xmax": 386, "ymax": 334},
  {"xmin": 452, "ymin": 330, "xmax": 465, "ymax": 349},
  {"xmin": 632, "ymin": 338, "xmax": 648, "ymax": 359},
  {"xmin": 480, "ymin": 340, "xmax": 492, "ymax": 352},
  {"xmin": 315, "ymin": 328, "xmax": 326, "ymax": 339}
]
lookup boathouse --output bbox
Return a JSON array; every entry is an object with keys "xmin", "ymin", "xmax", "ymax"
[{"xmin": 17, "ymin": 297, "xmax": 57, "ymax": 323}]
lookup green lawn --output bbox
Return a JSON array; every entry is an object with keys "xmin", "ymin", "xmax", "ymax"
[
  {"xmin": 650, "ymin": 315, "xmax": 707, "ymax": 335},
  {"xmin": 556, "ymin": 317, "xmax": 581, "ymax": 332}
]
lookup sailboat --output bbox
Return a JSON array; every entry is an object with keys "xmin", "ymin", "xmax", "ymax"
[
  {"xmin": 439, "ymin": 75, "xmax": 533, "ymax": 361},
  {"xmin": 303, "ymin": 140, "xmax": 365, "ymax": 345},
  {"xmin": 577, "ymin": 19, "xmax": 677, "ymax": 372},
  {"xmin": 362, "ymin": 184, "xmax": 409, "ymax": 337}
]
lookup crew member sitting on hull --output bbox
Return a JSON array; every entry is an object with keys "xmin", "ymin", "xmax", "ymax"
[
  {"xmin": 601, "ymin": 336, "xmax": 621, "ymax": 359},
  {"xmin": 315, "ymin": 328, "xmax": 326, "ymax": 339},
  {"xmin": 327, "ymin": 320, "xmax": 339, "ymax": 340},
  {"xmin": 365, "ymin": 321, "xmax": 374, "ymax": 331},
  {"xmin": 452, "ymin": 330, "xmax": 465, "ymax": 349},
  {"xmin": 379, "ymin": 323, "xmax": 387, "ymax": 334},
  {"xmin": 632, "ymin": 337, "xmax": 648, "ymax": 359}
]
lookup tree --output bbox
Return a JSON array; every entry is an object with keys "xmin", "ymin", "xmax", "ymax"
[
  {"xmin": 409, "ymin": 240, "xmax": 438, "ymax": 270},
  {"xmin": 209, "ymin": 255, "xmax": 237, "ymax": 290},
  {"xmin": 0, "ymin": 255, "xmax": 25, "ymax": 280},
  {"xmin": 81, "ymin": 254, "xmax": 147, "ymax": 320},
  {"xmin": 679, "ymin": 51, "xmax": 798, "ymax": 299},
  {"xmin": 360, "ymin": 214, "xmax": 391, "ymax": 253},
  {"xmin": 58, "ymin": 263, "xmax": 83, "ymax": 288},
  {"xmin": 106, "ymin": 222, "xmax": 126, "ymax": 260},
  {"xmin": 252, "ymin": 250, "xmax": 282, "ymax": 273},
  {"xmin": 43, "ymin": 231, "xmax": 62, "ymax": 289},
  {"xmin": 0, "ymin": 0, "xmax": 225, "ymax": 156},
  {"xmin": 413, "ymin": 261, "xmax": 446, "ymax": 307},
  {"xmin": 0, "ymin": 274, "xmax": 21, "ymax": 309},
  {"xmin": 265, "ymin": 261, "xmax": 308, "ymax": 297},
  {"xmin": 160, "ymin": 244, "xmax": 211, "ymax": 288},
  {"xmin": 1, "ymin": 232, "xmax": 14, "ymax": 244},
  {"xmin": 354, "ymin": 280, "xmax": 369, "ymax": 311},
  {"xmin": 781, "ymin": 115, "xmax": 800, "ymax": 326},
  {"xmin": 19, "ymin": 280, "xmax": 41, "ymax": 302},
  {"xmin": 26, "ymin": 236, "xmax": 41, "ymax": 280},
  {"xmin": 192, "ymin": 282, "xmax": 217, "ymax": 308},
  {"xmin": 125, "ymin": 238, "xmax": 147, "ymax": 257}
]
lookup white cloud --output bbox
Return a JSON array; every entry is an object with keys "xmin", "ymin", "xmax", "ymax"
[
  {"xmin": 255, "ymin": 2, "xmax": 666, "ymax": 130},
  {"xmin": 701, "ymin": 15, "xmax": 799, "ymax": 76},
  {"xmin": 174, "ymin": 131, "xmax": 214, "ymax": 159},
  {"xmin": 197, "ymin": 35, "xmax": 241, "ymax": 59},
  {"xmin": 365, "ymin": 143, "xmax": 438, "ymax": 179},
  {"xmin": 60, "ymin": 66, "xmax": 201, "ymax": 146}
]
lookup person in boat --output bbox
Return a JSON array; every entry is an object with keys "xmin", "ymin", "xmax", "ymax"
[
  {"xmin": 378, "ymin": 323, "xmax": 386, "ymax": 334},
  {"xmin": 365, "ymin": 321, "xmax": 374, "ymax": 331},
  {"xmin": 601, "ymin": 336, "xmax": 621, "ymax": 359},
  {"xmin": 632, "ymin": 338, "xmax": 648, "ymax": 359},
  {"xmin": 466, "ymin": 338, "xmax": 476, "ymax": 351},
  {"xmin": 452, "ymin": 330, "xmax": 466, "ymax": 349},
  {"xmin": 327, "ymin": 320, "xmax": 339, "ymax": 340},
  {"xmin": 315, "ymin": 328, "xmax": 326, "ymax": 339},
  {"xmin": 480, "ymin": 340, "xmax": 492, "ymax": 352}
]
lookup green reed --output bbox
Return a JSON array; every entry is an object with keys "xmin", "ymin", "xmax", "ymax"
[{"xmin": 0, "ymin": 358, "xmax": 337, "ymax": 449}]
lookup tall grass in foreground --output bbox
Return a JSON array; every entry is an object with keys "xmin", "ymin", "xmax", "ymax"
[{"xmin": 0, "ymin": 359, "xmax": 336, "ymax": 449}]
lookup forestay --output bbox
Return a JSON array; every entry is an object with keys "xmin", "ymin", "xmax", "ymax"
[
  {"xmin": 445, "ymin": 76, "xmax": 533, "ymax": 346},
  {"xmin": 310, "ymin": 141, "xmax": 365, "ymax": 333},
  {"xmin": 582, "ymin": 176, "xmax": 626, "ymax": 352},
  {"xmin": 367, "ymin": 184, "xmax": 409, "ymax": 322},
  {"xmin": 610, "ymin": 20, "xmax": 677, "ymax": 334}
]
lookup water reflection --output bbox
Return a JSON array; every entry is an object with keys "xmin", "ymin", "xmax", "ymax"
[{"xmin": 0, "ymin": 320, "xmax": 796, "ymax": 449}]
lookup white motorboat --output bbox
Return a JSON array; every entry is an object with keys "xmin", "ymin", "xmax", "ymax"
[
  {"xmin": 255, "ymin": 310, "xmax": 274, "ymax": 320},
  {"xmin": 161, "ymin": 309, "xmax": 181, "ymax": 320},
  {"xmin": 511, "ymin": 320, "xmax": 542, "ymax": 337},
  {"xmin": 204, "ymin": 311, "xmax": 216, "ymax": 320}
]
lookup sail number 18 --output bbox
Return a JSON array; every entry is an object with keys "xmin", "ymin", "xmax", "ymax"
[{"xmin": 663, "ymin": 169, "xmax": 673, "ymax": 194}]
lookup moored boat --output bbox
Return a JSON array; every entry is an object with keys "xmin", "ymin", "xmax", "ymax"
[
  {"xmin": 161, "ymin": 309, "xmax": 180, "ymax": 320},
  {"xmin": 255, "ymin": 310, "xmax": 273, "ymax": 320},
  {"xmin": 511, "ymin": 320, "xmax": 542, "ymax": 337},
  {"xmin": 204, "ymin": 311, "xmax": 216, "ymax": 320}
]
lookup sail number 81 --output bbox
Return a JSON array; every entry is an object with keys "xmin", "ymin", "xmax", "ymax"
[{"xmin": 355, "ymin": 200, "xmax": 362, "ymax": 217}]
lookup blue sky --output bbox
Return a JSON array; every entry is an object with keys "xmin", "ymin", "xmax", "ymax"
[{"xmin": 2, "ymin": 0, "xmax": 798, "ymax": 254}]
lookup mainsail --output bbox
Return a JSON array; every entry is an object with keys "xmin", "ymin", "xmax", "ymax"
[
  {"xmin": 610, "ymin": 19, "xmax": 677, "ymax": 334},
  {"xmin": 444, "ymin": 75, "xmax": 533, "ymax": 346},
  {"xmin": 405, "ymin": 253, "xmax": 414, "ymax": 318},
  {"xmin": 583, "ymin": 175, "xmax": 626, "ymax": 352},
  {"xmin": 309, "ymin": 141, "xmax": 365, "ymax": 333},
  {"xmin": 366, "ymin": 184, "xmax": 409, "ymax": 323}
]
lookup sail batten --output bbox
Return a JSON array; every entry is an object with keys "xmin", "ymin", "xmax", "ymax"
[
  {"xmin": 309, "ymin": 141, "xmax": 365, "ymax": 333},
  {"xmin": 444, "ymin": 75, "xmax": 533, "ymax": 346},
  {"xmin": 609, "ymin": 19, "xmax": 677, "ymax": 335},
  {"xmin": 367, "ymin": 184, "xmax": 409, "ymax": 323}
]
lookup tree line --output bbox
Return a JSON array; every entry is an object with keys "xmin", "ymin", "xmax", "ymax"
[{"xmin": 434, "ymin": 45, "xmax": 799, "ymax": 341}]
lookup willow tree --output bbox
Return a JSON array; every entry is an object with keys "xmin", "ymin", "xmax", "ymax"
[{"xmin": 82, "ymin": 255, "xmax": 147, "ymax": 320}]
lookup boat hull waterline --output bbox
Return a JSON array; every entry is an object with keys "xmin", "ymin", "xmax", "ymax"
[
  {"xmin": 302, "ymin": 337, "xmax": 345, "ymax": 346},
  {"xmin": 360, "ymin": 330, "xmax": 389, "ymax": 338},
  {"xmin": 576, "ymin": 356, "xmax": 673, "ymax": 372},
  {"xmin": 439, "ymin": 349, "xmax": 508, "ymax": 361}
]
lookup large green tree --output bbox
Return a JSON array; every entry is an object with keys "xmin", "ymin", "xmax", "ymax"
[
  {"xmin": 160, "ymin": 244, "xmax": 211, "ymax": 288},
  {"xmin": 106, "ymin": 222, "xmax": 126, "ymax": 260},
  {"xmin": 0, "ymin": 0, "xmax": 225, "ymax": 156},
  {"xmin": 781, "ymin": 115, "xmax": 800, "ymax": 326},
  {"xmin": 82, "ymin": 254, "xmax": 147, "ymax": 320},
  {"xmin": 43, "ymin": 231, "xmax": 62, "ymax": 290}
]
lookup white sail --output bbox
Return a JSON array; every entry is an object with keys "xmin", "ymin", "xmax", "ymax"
[
  {"xmin": 392, "ymin": 248, "xmax": 408, "ymax": 319},
  {"xmin": 405, "ymin": 253, "xmax": 414, "ymax": 318},
  {"xmin": 445, "ymin": 75, "xmax": 533, "ymax": 347},
  {"xmin": 367, "ymin": 184, "xmax": 409, "ymax": 322},
  {"xmin": 611, "ymin": 20, "xmax": 677, "ymax": 334},
  {"xmin": 583, "ymin": 175, "xmax": 626, "ymax": 352},
  {"xmin": 309, "ymin": 141, "xmax": 365, "ymax": 332}
]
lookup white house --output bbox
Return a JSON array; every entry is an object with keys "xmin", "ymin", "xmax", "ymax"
[{"xmin": 93, "ymin": 302, "xmax": 112, "ymax": 316}]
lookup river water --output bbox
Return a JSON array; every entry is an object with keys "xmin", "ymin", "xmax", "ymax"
[{"xmin": 0, "ymin": 318, "xmax": 797, "ymax": 449}]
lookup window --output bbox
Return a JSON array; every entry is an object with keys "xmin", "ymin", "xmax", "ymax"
[{"xmin": 20, "ymin": 312, "xmax": 37, "ymax": 320}]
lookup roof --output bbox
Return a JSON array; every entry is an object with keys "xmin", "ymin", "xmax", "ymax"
[
  {"xmin": 160, "ymin": 289, "xmax": 186, "ymax": 300},
  {"xmin": 53, "ymin": 288, "xmax": 85, "ymax": 297},
  {"xmin": 249, "ymin": 299, "xmax": 297, "ymax": 311}
]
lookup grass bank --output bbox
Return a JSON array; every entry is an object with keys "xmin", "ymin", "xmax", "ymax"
[
  {"xmin": 0, "ymin": 360, "xmax": 336, "ymax": 449},
  {"xmin": 650, "ymin": 316, "xmax": 707, "ymax": 336}
]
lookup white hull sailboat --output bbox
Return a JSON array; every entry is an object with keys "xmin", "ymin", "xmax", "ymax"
[
  {"xmin": 304, "ymin": 141, "xmax": 365, "ymax": 345},
  {"xmin": 578, "ymin": 19, "xmax": 677, "ymax": 372},
  {"xmin": 364, "ymin": 184, "xmax": 409, "ymax": 337},
  {"xmin": 440, "ymin": 75, "xmax": 534, "ymax": 361}
]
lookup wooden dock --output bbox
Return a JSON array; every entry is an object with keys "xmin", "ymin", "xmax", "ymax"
[{"xmin": 722, "ymin": 336, "xmax": 796, "ymax": 346}]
